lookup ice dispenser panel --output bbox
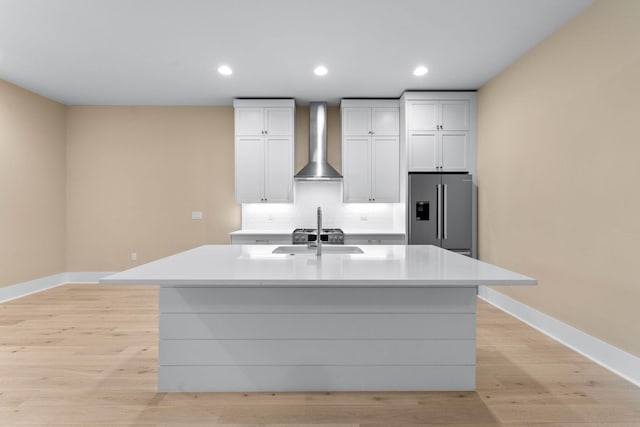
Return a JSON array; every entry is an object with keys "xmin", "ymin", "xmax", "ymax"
[{"xmin": 416, "ymin": 202, "xmax": 429, "ymax": 221}]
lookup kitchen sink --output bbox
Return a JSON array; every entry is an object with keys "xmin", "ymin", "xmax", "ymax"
[{"xmin": 272, "ymin": 245, "xmax": 364, "ymax": 255}]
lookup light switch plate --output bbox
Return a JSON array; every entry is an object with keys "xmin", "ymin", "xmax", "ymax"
[{"xmin": 191, "ymin": 211, "xmax": 203, "ymax": 220}]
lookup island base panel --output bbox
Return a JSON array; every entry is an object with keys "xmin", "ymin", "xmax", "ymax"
[
  {"xmin": 158, "ymin": 285, "xmax": 477, "ymax": 392},
  {"xmin": 159, "ymin": 365, "xmax": 475, "ymax": 392}
]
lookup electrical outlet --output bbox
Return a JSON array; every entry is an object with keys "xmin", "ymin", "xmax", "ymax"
[
  {"xmin": 360, "ymin": 215, "xmax": 368, "ymax": 221},
  {"xmin": 131, "ymin": 252, "xmax": 137, "ymax": 261},
  {"xmin": 191, "ymin": 211, "xmax": 203, "ymax": 220}
]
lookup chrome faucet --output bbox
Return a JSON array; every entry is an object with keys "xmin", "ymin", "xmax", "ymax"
[{"xmin": 316, "ymin": 206, "xmax": 322, "ymax": 256}]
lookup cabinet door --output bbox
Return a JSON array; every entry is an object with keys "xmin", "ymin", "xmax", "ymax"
[
  {"xmin": 235, "ymin": 108, "xmax": 264, "ymax": 136},
  {"xmin": 440, "ymin": 101, "xmax": 469, "ymax": 131},
  {"xmin": 408, "ymin": 132, "xmax": 438, "ymax": 171},
  {"xmin": 264, "ymin": 136, "xmax": 293, "ymax": 202},
  {"xmin": 440, "ymin": 132, "xmax": 468, "ymax": 171},
  {"xmin": 342, "ymin": 108, "xmax": 371, "ymax": 136},
  {"xmin": 408, "ymin": 102, "xmax": 438, "ymax": 131},
  {"xmin": 372, "ymin": 136, "xmax": 399, "ymax": 202},
  {"xmin": 265, "ymin": 108, "xmax": 293, "ymax": 136},
  {"xmin": 235, "ymin": 136, "xmax": 264, "ymax": 202},
  {"xmin": 372, "ymin": 108, "xmax": 399, "ymax": 136},
  {"xmin": 343, "ymin": 137, "xmax": 371, "ymax": 202}
]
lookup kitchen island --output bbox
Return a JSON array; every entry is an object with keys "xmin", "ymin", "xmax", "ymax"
[{"xmin": 101, "ymin": 244, "xmax": 536, "ymax": 392}]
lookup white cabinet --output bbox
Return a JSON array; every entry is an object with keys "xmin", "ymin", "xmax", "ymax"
[
  {"xmin": 406, "ymin": 97, "xmax": 470, "ymax": 172},
  {"xmin": 230, "ymin": 233, "xmax": 291, "ymax": 245},
  {"xmin": 344, "ymin": 233, "xmax": 406, "ymax": 245},
  {"xmin": 341, "ymin": 100, "xmax": 400, "ymax": 203},
  {"xmin": 234, "ymin": 99, "xmax": 295, "ymax": 203}
]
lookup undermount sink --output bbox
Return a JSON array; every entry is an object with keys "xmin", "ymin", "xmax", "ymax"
[{"xmin": 272, "ymin": 245, "xmax": 364, "ymax": 255}]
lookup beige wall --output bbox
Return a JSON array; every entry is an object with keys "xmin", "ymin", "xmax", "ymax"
[
  {"xmin": 478, "ymin": 0, "xmax": 640, "ymax": 356},
  {"xmin": 0, "ymin": 80, "xmax": 67, "ymax": 287},
  {"xmin": 65, "ymin": 107, "xmax": 240, "ymax": 271}
]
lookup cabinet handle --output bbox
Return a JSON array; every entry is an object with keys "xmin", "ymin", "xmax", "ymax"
[{"xmin": 264, "ymin": 130, "xmax": 268, "ymax": 135}]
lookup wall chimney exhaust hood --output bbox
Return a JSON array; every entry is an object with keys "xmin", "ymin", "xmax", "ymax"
[{"xmin": 294, "ymin": 102, "xmax": 342, "ymax": 181}]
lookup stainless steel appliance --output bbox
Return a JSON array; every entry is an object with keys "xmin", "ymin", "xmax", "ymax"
[
  {"xmin": 294, "ymin": 102, "xmax": 342, "ymax": 181},
  {"xmin": 292, "ymin": 228, "xmax": 344, "ymax": 244},
  {"xmin": 408, "ymin": 173, "xmax": 472, "ymax": 256}
]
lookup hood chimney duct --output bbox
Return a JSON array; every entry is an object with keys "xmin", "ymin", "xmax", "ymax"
[{"xmin": 294, "ymin": 102, "xmax": 342, "ymax": 181}]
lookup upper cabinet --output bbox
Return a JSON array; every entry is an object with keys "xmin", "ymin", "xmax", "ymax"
[
  {"xmin": 236, "ymin": 107, "xmax": 293, "ymax": 136},
  {"xmin": 403, "ymin": 93, "xmax": 475, "ymax": 172},
  {"xmin": 408, "ymin": 100, "xmax": 469, "ymax": 132},
  {"xmin": 341, "ymin": 100, "xmax": 400, "ymax": 203},
  {"xmin": 233, "ymin": 99, "xmax": 295, "ymax": 203}
]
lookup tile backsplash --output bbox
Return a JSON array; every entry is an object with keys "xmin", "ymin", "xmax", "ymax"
[{"xmin": 241, "ymin": 181, "xmax": 405, "ymax": 231}]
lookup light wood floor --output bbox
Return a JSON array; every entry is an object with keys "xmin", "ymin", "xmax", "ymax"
[{"xmin": 0, "ymin": 285, "xmax": 638, "ymax": 426}]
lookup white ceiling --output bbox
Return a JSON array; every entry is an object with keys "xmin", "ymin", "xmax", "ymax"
[{"xmin": 0, "ymin": 0, "xmax": 594, "ymax": 106}]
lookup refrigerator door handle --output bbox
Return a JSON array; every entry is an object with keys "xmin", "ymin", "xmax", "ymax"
[
  {"xmin": 436, "ymin": 184, "xmax": 442, "ymax": 240},
  {"xmin": 443, "ymin": 184, "xmax": 448, "ymax": 240}
]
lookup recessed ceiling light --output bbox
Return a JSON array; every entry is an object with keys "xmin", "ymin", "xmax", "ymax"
[
  {"xmin": 217, "ymin": 65, "xmax": 233, "ymax": 76},
  {"xmin": 314, "ymin": 66, "xmax": 328, "ymax": 76},
  {"xmin": 413, "ymin": 65, "xmax": 429, "ymax": 76}
]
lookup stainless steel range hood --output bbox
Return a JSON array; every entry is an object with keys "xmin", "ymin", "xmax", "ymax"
[{"xmin": 294, "ymin": 102, "xmax": 342, "ymax": 181}]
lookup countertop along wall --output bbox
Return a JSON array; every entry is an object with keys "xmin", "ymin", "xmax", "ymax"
[
  {"xmin": 478, "ymin": 0, "xmax": 640, "ymax": 357},
  {"xmin": 0, "ymin": 80, "xmax": 67, "ymax": 288}
]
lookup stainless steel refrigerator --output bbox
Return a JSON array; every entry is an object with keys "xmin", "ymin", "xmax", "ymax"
[{"xmin": 408, "ymin": 173, "xmax": 472, "ymax": 256}]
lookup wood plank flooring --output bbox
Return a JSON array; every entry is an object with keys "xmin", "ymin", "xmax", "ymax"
[{"xmin": 0, "ymin": 284, "xmax": 638, "ymax": 426}]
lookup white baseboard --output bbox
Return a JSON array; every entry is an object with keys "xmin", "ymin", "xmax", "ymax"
[
  {"xmin": 0, "ymin": 273, "xmax": 68, "ymax": 304},
  {"xmin": 65, "ymin": 271, "xmax": 114, "ymax": 284},
  {"xmin": 478, "ymin": 286, "xmax": 640, "ymax": 388},
  {"xmin": 1, "ymin": 272, "xmax": 115, "ymax": 304}
]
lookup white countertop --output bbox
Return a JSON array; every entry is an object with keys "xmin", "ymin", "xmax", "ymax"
[
  {"xmin": 101, "ymin": 244, "xmax": 536, "ymax": 287},
  {"xmin": 229, "ymin": 229, "xmax": 405, "ymax": 235},
  {"xmin": 340, "ymin": 229, "xmax": 406, "ymax": 236},
  {"xmin": 229, "ymin": 229, "xmax": 291, "ymax": 235}
]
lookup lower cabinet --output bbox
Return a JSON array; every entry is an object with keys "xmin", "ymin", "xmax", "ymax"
[
  {"xmin": 230, "ymin": 233, "xmax": 406, "ymax": 245},
  {"xmin": 344, "ymin": 234, "xmax": 406, "ymax": 245},
  {"xmin": 230, "ymin": 234, "xmax": 290, "ymax": 245}
]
